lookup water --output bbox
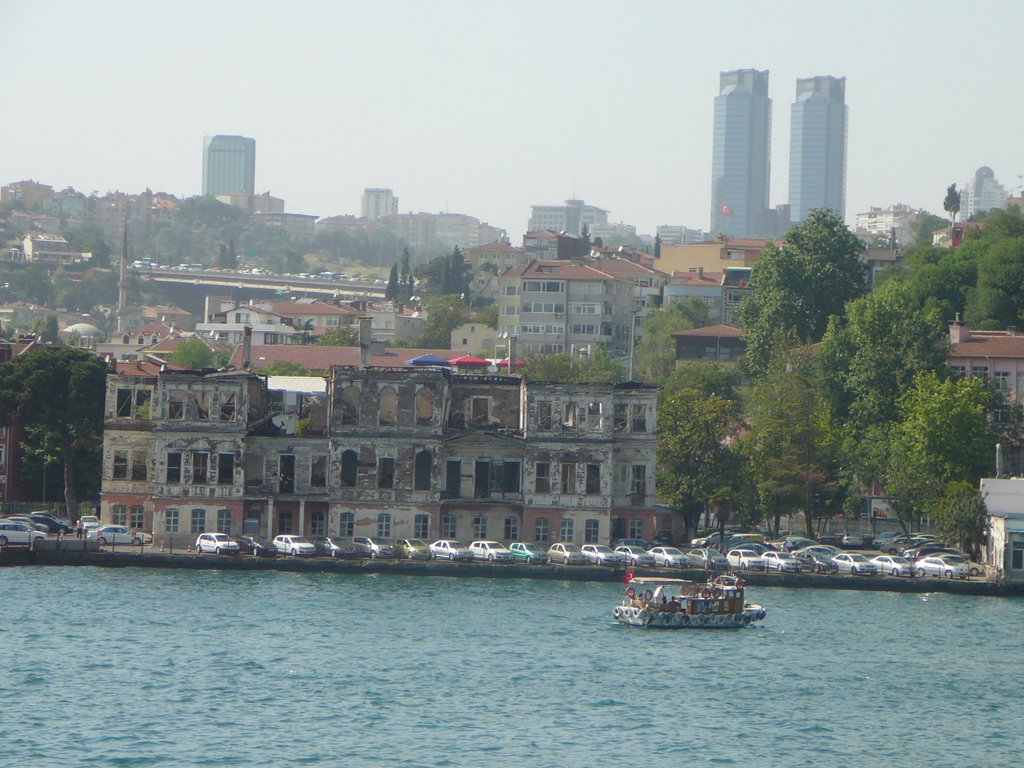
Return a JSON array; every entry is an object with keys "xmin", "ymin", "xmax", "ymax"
[{"xmin": 0, "ymin": 567, "xmax": 1018, "ymax": 767}]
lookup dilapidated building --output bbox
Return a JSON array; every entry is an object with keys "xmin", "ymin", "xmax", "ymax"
[{"xmin": 100, "ymin": 362, "xmax": 659, "ymax": 548}]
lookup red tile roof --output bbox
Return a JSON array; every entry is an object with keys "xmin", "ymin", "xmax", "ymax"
[
  {"xmin": 126, "ymin": 321, "xmax": 174, "ymax": 336},
  {"xmin": 464, "ymin": 241, "xmax": 522, "ymax": 253},
  {"xmin": 951, "ymin": 335, "xmax": 1024, "ymax": 359},
  {"xmin": 671, "ymin": 271, "xmax": 724, "ymax": 285},
  {"xmin": 520, "ymin": 260, "xmax": 615, "ymax": 280},
  {"xmin": 271, "ymin": 300, "xmax": 359, "ymax": 317}
]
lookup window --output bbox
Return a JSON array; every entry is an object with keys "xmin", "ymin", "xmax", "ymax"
[
  {"xmin": 133, "ymin": 389, "xmax": 151, "ymax": 419},
  {"xmin": 1011, "ymin": 541, "xmax": 1024, "ymax": 570},
  {"xmin": 217, "ymin": 453, "xmax": 234, "ymax": 485},
  {"xmin": 473, "ymin": 516, "xmax": 487, "ymax": 539},
  {"xmin": 116, "ymin": 388, "xmax": 132, "ymax": 417},
  {"xmin": 414, "ymin": 514, "xmax": 430, "ymax": 539},
  {"xmin": 191, "ymin": 392, "xmax": 210, "ymax": 420},
  {"xmin": 165, "ymin": 508, "xmax": 179, "ymax": 533},
  {"xmin": 972, "ymin": 366, "xmax": 989, "ymax": 378},
  {"xmin": 191, "ymin": 508, "xmax": 206, "ymax": 534},
  {"xmin": 219, "ymin": 393, "xmax": 236, "ymax": 421},
  {"xmin": 586, "ymin": 464, "xmax": 601, "ymax": 495},
  {"xmin": 377, "ymin": 457, "xmax": 394, "ymax": 488},
  {"xmin": 614, "ymin": 403, "xmax": 628, "ymax": 432},
  {"xmin": 311, "ymin": 455, "xmax": 327, "ymax": 488},
  {"xmin": 502, "ymin": 461, "xmax": 520, "ymax": 493},
  {"xmin": 278, "ymin": 455, "xmax": 295, "ymax": 493},
  {"xmin": 441, "ymin": 514, "xmax": 457, "ymax": 539},
  {"xmin": 377, "ymin": 512, "xmax": 392, "ymax": 538},
  {"xmin": 560, "ymin": 517, "xmax": 574, "ymax": 541},
  {"xmin": 130, "ymin": 505, "xmax": 145, "ymax": 530},
  {"xmin": 471, "ymin": 397, "xmax": 489, "ymax": 425},
  {"xmin": 416, "ymin": 387, "xmax": 434, "ymax": 425},
  {"xmin": 112, "ymin": 450, "xmax": 128, "ymax": 480},
  {"xmin": 474, "ymin": 460, "xmax": 491, "ymax": 498},
  {"xmin": 563, "ymin": 402, "xmax": 578, "ymax": 430},
  {"xmin": 629, "ymin": 519, "xmax": 644, "ymax": 539},
  {"xmin": 414, "ymin": 450, "xmax": 432, "ymax": 491},
  {"xmin": 632, "ymin": 404, "xmax": 647, "ymax": 432},
  {"xmin": 504, "ymin": 516, "xmax": 519, "ymax": 541},
  {"xmin": 445, "ymin": 460, "xmax": 461, "ymax": 498},
  {"xmin": 561, "ymin": 462, "xmax": 576, "ymax": 495},
  {"xmin": 341, "ymin": 450, "xmax": 357, "ymax": 488},
  {"xmin": 277, "ymin": 510, "xmax": 293, "ymax": 534},
  {"xmin": 310, "ymin": 511, "xmax": 325, "ymax": 537},
  {"xmin": 537, "ymin": 401, "xmax": 552, "ymax": 430},
  {"xmin": 340, "ymin": 386, "xmax": 360, "ymax": 425},
  {"xmin": 113, "ymin": 504, "xmax": 127, "ymax": 525},
  {"xmin": 535, "ymin": 462, "xmax": 550, "ymax": 493},
  {"xmin": 995, "ymin": 371, "xmax": 1011, "ymax": 390},
  {"xmin": 168, "ymin": 391, "xmax": 184, "ymax": 419},
  {"xmin": 191, "ymin": 452, "xmax": 209, "ymax": 484},
  {"xmin": 217, "ymin": 508, "xmax": 231, "ymax": 534},
  {"xmin": 584, "ymin": 518, "xmax": 600, "ymax": 543},
  {"xmin": 631, "ymin": 465, "xmax": 647, "ymax": 498},
  {"xmin": 588, "ymin": 402, "xmax": 602, "ymax": 431},
  {"xmin": 535, "ymin": 517, "xmax": 550, "ymax": 543},
  {"xmin": 378, "ymin": 387, "xmax": 397, "ymax": 426},
  {"xmin": 131, "ymin": 451, "xmax": 147, "ymax": 481},
  {"xmin": 339, "ymin": 511, "xmax": 354, "ymax": 537}
]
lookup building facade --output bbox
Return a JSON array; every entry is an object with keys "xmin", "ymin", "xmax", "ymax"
[
  {"xmin": 788, "ymin": 75, "xmax": 847, "ymax": 224},
  {"xmin": 202, "ymin": 135, "xmax": 256, "ymax": 197},
  {"xmin": 528, "ymin": 199, "xmax": 609, "ymax": 237},
  {"xmin": 361, "ymin": 188, "xmax": 399, "ymax": 220},
  {"xmin": 961, "ymin": 166, "xmax": 1008, "ymax": 220}
]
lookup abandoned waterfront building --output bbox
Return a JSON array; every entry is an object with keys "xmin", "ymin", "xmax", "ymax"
[{"xmin": 100, "ymin": 363, "xmax": 659, "ymax": 548}]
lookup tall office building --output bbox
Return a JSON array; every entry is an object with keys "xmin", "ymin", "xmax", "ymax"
[
  {"xmin": 961, "ymin": 166, "xmax": 1008, "ymax": 219},
  {"xmin": 361, "ymin": 188, "xmax": 399, "ymax": 220},
  {"xmin": 202, "ymin": 135, "xmax": 256, "ymax": 197},
  {"xmin": 710, "ymin": 69, "xmax": 772, "ymax": 238},
  {"xmin": 788, "ymin": 76, "xmax": 848, "ymax": 225}
]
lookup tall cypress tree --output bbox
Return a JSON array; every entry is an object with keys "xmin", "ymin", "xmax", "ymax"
[{"xmin": 385, "ymin": 263, "xmax": 399, "ymax": 301}]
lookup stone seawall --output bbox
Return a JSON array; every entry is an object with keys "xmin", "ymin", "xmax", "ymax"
[{"xmin": 2, "ymin": 547, "xmax": 1022, "ymax": 596}]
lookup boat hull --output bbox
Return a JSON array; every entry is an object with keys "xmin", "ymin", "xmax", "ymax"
[{"xmin": 612, "ymin": 604, "xmax": 766, "ymax": 629}]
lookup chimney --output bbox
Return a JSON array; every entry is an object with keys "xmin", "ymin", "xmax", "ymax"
[
  {"xmin": 949, "ymin": 312, "xmax": 970, "ymax": 344},
  {"xmin": 242, "ymin": 325, "xmax": 252, "ymax": 369},
  {"xmin": 359, "ymin": 317, "xmax": 372, "ymax": 368}
]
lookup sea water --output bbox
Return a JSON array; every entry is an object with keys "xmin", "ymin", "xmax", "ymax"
[{"xmin": 0, "ymin": 567, "xmax": 1018, "ymax": 767}]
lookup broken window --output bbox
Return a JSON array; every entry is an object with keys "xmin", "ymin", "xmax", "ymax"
[
  {"xmin": 414, "ymin": 514, "xmax": 430, "ymax": 539},
  {"xmin": 311, "ymin": 455, "xmax": 327, "ymax": 488},
  {"xmin": 631, "ymin": 464, "xmax": 647, "ymax": 498},
  {"xmin": 116, "ymin": 389, "xmax": 132, "ymax": 417},
  {"xmin": 445, "ymin": 460, "xmax": 461, "ymax": 498},
  {"xmin": 244, "ymin": 453, "xmax": 263, "ymax": 487},
  {"xmin": 378, "ymin": 387, "xmax": 397, "ymax": 426},
  {"xmin": 474, "ymin": 460, "xmax": 491, "ymax": 499},
  {"xmin": 112, "ymin": 450, "xmax": 128, "ymax": 480},
  {"xmin": 168, "ymin": 391, "xmax": 184, "ymax": 419},
  {"xmin": 191, "ymin": 391, "xmax": 210, "ymax": 420},
  {"xmin": 134, "ymin": 389, "xmax": 151, "ymax": 419},
  {"xmin": 340, "ymin": 386, "xmax": 359, "ymax": 425},
  {"xmin": 502, "ymin": 461, "xmax": 521, "ymax": 493},
  {"xmin": 588, "ymin": 402, "xmax": 603, "ymax": 431},
  {"xmin": 585, "ymin": 463, "xmax": 601, "ymax": 495},
  {"xmin": 340, "ymin": 450, "xmax": 358, "ymax": 488},
  {"xmin": 217, "ymin": 453, "xmax": 234, "ymax": 485},
  {"xmin": 561, "ymin": 462, "xmax": 576, "ymax": 495},
  {"xmin": 414, "ymin": 450, "xmax": 432, "ymax": 491},
  {"xmin": 535, "ymin": 462, "xmax": 550, "ymax": 493},
  {"xmin": 219, "ymin": 393, "xmax": 236, "ymax": 421},
  {"xmin": 563, "ymin": 402, "xmax": 578, "ymax": 430},
  {"xmin": 537, "ymin": 401, "xmax": 552, "ymax": 430},
  {"xmin": 614, "ymin": 403, "xmax": 628, "ymax": 432},
  {"xmin": 631, "ymin": 403, "xmax": 647, "ymax": 433},
  {"xmin": 279, "ymin": 455, "xmax": 295, "ymax": 493},
  {"xmin": 191, "ymin": 452, "xmax": 209, "ymax": 484},
  {"xmin": 416, "ymin": 387, "xmax": 434, "ymax": 425},
  {"xmin": 166, "ymin": 452, "xmax": 182, "ymax": 483},
  {"xmin": 471, "ymin": 397, "xmax": 489, "ymax": 426},
  {"xmin": 377, "ymin": 457, "xmax": 394, "ymax": 488},
  {"xmin": 131, "ymin": 451, "xmax": 148, "ymax": 481}
]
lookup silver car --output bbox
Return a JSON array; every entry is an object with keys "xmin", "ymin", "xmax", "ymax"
[
  {"xmin": 581, "ymin": 544, "xmax": 623, "ymax": 566},
  {"xmin": 648, "ymin": 546, "xmax": 689, "ymax": 568},
  {"xmin": 727, "ymin": 548, "xmax": 765, "ymax": 570},
  {"xmin": 832, "ymin": 553, "xmax": 878, "ymax": 576},
  {"xmin": 548, "ymin": 542, "xmax": 587, "ymax": 565},
  {"xmin": 352, "ymin": 536, "xmax": 395, "ymax": 558},
  {"xmin": 871, "ymin": 555, "xmax": 916, "ymax": 577},
  {"xmin": 195, "ymin": 532, "xmax": 239, "ymax": 555},
  {"xmin": 916, "ymin": 555, "xmax": 969, "ymax": 579},
  {"xmin": 761, "ymin": 551, "xmax": 802, "ymax": 573},
  {"xmin": 615, "ymin": 545, "xmax": 656, "ymax": 568},
  {"xmin": 686, "ymin": 548, "xmax": 729, "ymax": 570}
]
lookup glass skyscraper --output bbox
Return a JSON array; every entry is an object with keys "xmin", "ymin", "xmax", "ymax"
[
  {"xmin": 788, "ymin": 76, "xmax": 847, "ymax": 224},
  {"xmin": 202, "ymin": 135, "xmax": 256, "ymax": 197},
  {"xmin": 710, "ymin": 69, "xmax": 771, "ymax": 239}
]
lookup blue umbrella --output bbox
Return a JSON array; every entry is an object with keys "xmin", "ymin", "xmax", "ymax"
[{"xmin": 405, "ymin": 353, "xmax": 452, "ymax": 366}]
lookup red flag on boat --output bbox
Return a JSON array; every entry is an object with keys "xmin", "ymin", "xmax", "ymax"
[{"xmin": 622, "ymin": 569, "xmax": 635, "ymax": 584}]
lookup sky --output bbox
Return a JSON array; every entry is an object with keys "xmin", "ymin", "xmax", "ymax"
[{"xmin": 2, "ymin": 0, "xmax": 1022, "ymax": 239}]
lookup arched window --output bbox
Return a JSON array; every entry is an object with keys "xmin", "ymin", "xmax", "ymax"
[
  {"xmin": 121, "ymin": 334, "xmax": 130, "ymax": 344},
  {"xmin": 414, "ymin": 449, "xmax": 432, "ymax": 491},
  {"xmin": 340, "ymin": 386, "xmax": 360, "ymax": 425},
  {"xmin": 416, "ymin": 387, "xmax": 434, "ymax": 425},
  {"xmin": 341, "ymin": 449, "xmax": 358, "ymax": 488},
  {"xmin": 378, "ymin": 387, "xmax": 397, "ymax": 426}
]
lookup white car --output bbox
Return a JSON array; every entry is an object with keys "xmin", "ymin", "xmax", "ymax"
[
  {"xmin": 832, "ymin": 553, "xmax": 877, "ymax": 576},
  {"xmin": 87, "ymin": 525, "xmax": 142, "ymax": 546},
  {"xmin": 761, "ymin": 551, "xmax": 802, "ymax": 573},
  {"xmin": 727, "ymin": 548, "xmax": 765, "ymax": 570},
  {"xmin": 548, "ymin": 542, "xmax": 586, "ymax": 565},
  {"xmin": 615, "ymin": 545, "xmax": 656, "ymax": 568},
  {"xmin": 429, "ymin": 539, "xmax": 474, "ymax": 561},
  {"xmin": 272, "ymin": 535, "xmax": 316, "ymax": 557},
  {"xmin": 871, "ymin": 555, "xmax": 916, "ymax": 577},
  {"xmin": 78, "ymin": 515, "xmax": 101, "ymax": 532},
  {"xmin": 469, "ymin": 540, "xmax": 513, "ymax": 562},
  {"xmin": 0, "ymin": 520, "xmax": 47, "ymax": 547},
  {"xmin": 195, "ymin": 532, "xmax": 240, "ymax": 555},
  {"xmin": 648, "ymin": 546, "xmax": 689, "ymax": 568},
  {"xmin": 581, "ymin": 544, "xmax": 624, "ymax": 566},
  {"xmin": 916, "ymin": 555, "xmax": 970, "ymax": 579}
]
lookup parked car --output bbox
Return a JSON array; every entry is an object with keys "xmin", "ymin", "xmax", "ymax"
[
  {"xmin": 469, "ymin": 540, "xmax": 514, "ymax": 562},
  {"xmin": 686, "ymin": 548, "xmax": 729, "ymax": 570},
  {"xmin": 314, "ymin": 536, "xmax": 354, "ymax": 559},
  {"xmin": 395, "ymin": 538, "xmax": 431, "ymax": 560},
  {"xmin": 902, "ymin": 543, "xmax": 953, "ymax": 560},
  {"xmin": 429, "ymin": 539, "xmax": 474, "ymax": 561},
  {"xmin": 761, "ymin": 551, "xmax": 802, "ymax": 573},
  {"xmin": 727, "ymin": 548, "xmax": 765, "ymax": 571},
  {"xmin": 77, "ymin": 515, "xmax": 101, "ymax": 534},
  {"xmin": 793, "ymin": 544, "xmax": 841, "ymax": 558},
  {"xmin": 648, "ymin": 546, "xmax": 689, "ymax": 568},
  {"xmin": 548, "ymin": 542, "xmax": 586, "ymax": 565},
  {"xmin": 872, "ymin": 532, "xmax": 900, "ymax": 549},
  {"xmin": 689, "ymin": 532, "xmax": 726, "ymax": 548},
  {"xmin": 195, "ymin": 532, "xmax": 239, "ymax": 555},
  {"xmin": 32, "ymin": 510, "xmax": 72, "ymax": 529},
  {"xmin": 237, "ymin": 534, "xmax": 278, "ymax": 557},
  {"xmin": 272, "ymin": 535, "xmax": 316, "ymax": 557},
  {"xmin": 508, "ymin": 541, "xmax": 549, "ymax": 564},
  {"xmin": 917, "ymin": 555, "xmax": 969, "ymax": 579},
  {"xmin": 352, "ymin": 536, "xmax": 396, "ymax": 559},
  {"xmin": 871, "ymin": 555, "xmax": 916, "ymax": 577},
  {"xmin": 29, "ymin": 513, "xmax": 72, "ymax": 534},
  {"xmin": 616, "ymin": 538, "xmax": 653, "ymax": 550},
  {"xmin": 615, "ymin": 545, "xmax": 656, "ymax": 568},
  {"xmin": 724, "ymin": 532, "xmax": 767, "ymax": 549},
  {"xmin": 778, "ymin": 536, "xmax": 816, "ymax": 552},
  {"xmin": 5, "ymin": 516, "xmax": 50, "ymax": 533},
  {"xmin": 842, "ymin": 533, "xmax": 870, "ymax": 549},
  {"xmin": 87, "ymin": 525, "xmax": 142, "ymax": 546},
  {"xmin": 0, "ymin": 519, "xmax": 47, "ymax": 547},
  {"xmin": 795, "ymin": 549, "xmax": 838, "ymax": 574},
  {"xmin": 832, "ymin": 553, "xmax": 877, "ymax": 576},
  {"xmin": 581, "ymin": 544, "xmax": 624, "ymax": 566}
]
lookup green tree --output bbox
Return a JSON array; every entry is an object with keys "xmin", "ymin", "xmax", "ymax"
[
  {"xmin": 661, "ymin": 359, "xmax": 742, "ymax": 404},
  {"xmin": 474, "ymin": 304, "xmax": 498, "ymax": 329},
  {"xmin": 943, "ymin": 183, "xmax": 961, "ymax": 227},
  {"xmin": 399, "ymin": 247, "xmax": 413, "ymax": 300},
  {"xmin": 417, "ymin": 294, "xmax": 472, "ymax": 348},
  {"xmin": 635, "ymin": 298, "xmax": 709, "ymax": 383},
  {"xmin": 522, "ymin": 349, "xmax": 624, "ymax": 383},
  {"xmin": 653, "ymin": 233, "xmax": 662, "ymax": 260},
  {"xmin": 0, "ymin": 346, "xmax": 108, "ymax": 513},
  {"xmin": 172, "ymin": 337, "xmax": 216, "ymax": 369},
  {"xmin": 739, "ymin": 208, "xmax": 866, "ymax": 378},
  {"xmin": 261, "ymin": 360, "xmax": 313, "ymax": 375},
  {"xmin": 385, "ymin": 263, "xmax": 400, "ymax": 301},
  {"xmin": 933, "ymin": 480, "xmax": 988, "ymax": 559},
  {"xmin": 964, "ymin": 236, "xmax": 1024, "ymax": 329},
  {"xmin": 63, "ymin": 222, "xmax": 112, "ymax": 268},
  {"xmin": 318, "ymin": 326, "xmax": 359, "ymax": 346},
  {"xmin": 909, "ymin": 211, "xmax": 948, "ymax": 247},
  {"xmin": 32, "ymin": 314, "xmax": 60, "ymax": 344}
]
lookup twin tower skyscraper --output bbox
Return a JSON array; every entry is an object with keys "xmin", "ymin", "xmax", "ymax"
[{"xmin": 710, "ymin": 69, "xmax": 847, "ymax": 239}]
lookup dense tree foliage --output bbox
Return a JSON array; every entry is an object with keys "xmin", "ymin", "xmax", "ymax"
[
  {"xmin": 416, "ymin": 248, "xmax": 472, "ymax": 298},
  {"xmin": 635, "ymin": 298, "xmax": 708, "ymax": 383},
  {"xmin": 317, "ymin": 326, "xmax": 358, "ymax": 346},
  {"xmin": 417, "ymin": 295, "xmax": 472, "ymax": 349},
  {"xmin": 522, "ymin": 349, "xmax": 624, "ymax": 384}
]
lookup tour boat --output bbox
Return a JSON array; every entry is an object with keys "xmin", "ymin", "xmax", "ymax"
[{"xmin": 612, "ymin": 573, "xmax": 766, "ymax": 629}]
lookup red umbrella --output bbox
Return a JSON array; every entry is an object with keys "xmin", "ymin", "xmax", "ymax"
[
  {"xmin": 448, "ymin": 354, "xmax": 489, "ymax": 366},
  {"xmin": 496, "ymin": 358, "xmax": 525, "ymax": 367}
]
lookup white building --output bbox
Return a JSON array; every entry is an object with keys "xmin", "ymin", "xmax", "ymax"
[
  {"xmin": 981, "ymin": 477, "xmax": 1024, "ymax": 582},
  {"xmin": 528, "ymin": 199, "xmax": 608, "ymax": 237},
  {"xmin": 656, "ymin": 225, "xmax": 706, "ymax": 246},
  {"xmin": 854, "ymin": 204, "xmax": 921, "ymax": 248},
  {"xmin": 961, "ymin": 167, "xmax": 1008, "ymax": 220},
  {"xmin": 361, "ymin": 188, "xmax": 398, "ymax": 220}
]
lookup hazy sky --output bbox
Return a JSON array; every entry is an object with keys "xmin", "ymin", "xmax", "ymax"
[{"xmin": 2, "ymin": 1, "xmax": 1021, "ymax": 238}]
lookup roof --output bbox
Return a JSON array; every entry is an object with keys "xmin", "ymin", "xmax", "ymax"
[
  {"xmin": 520, "ymin": 260, "xmax": 616, "ymax": 281},
  {"xmin": 464, "ymin": 241, "xmax": 522, "ymax": 253},
  {"xmin": 271, "ymin": 300, "xmax": 360, "ymax": 317},
  {"xmin": 671, "ymin": 271, "xmax": 724, "ymax": 285},
  {"xmin": 228, "ymin": 344, "xmax": 462, "ymax": 372},
  {"xmin": 672, "ymin": 325, "xmax": 744, "ymax": 339},
  {"xmin": 524, "ymin": 230, "xmax": 560, "ymax": 239},
  {"xmin": 592, "ymin": 258, "xmax": 656, "ymax": 276},
  {"xmin": 677, "ymin": 238, "xmax": 775, "ymax": 249},
  {"xmin": 126, "ymin": 321, "xmax": 174, "ymax": 336},
  {"xmin": 951, "ymin": 335, "xmax": 1024, "ymax": 359},
  {"xmin": 142, "ymin": 304, "xmax": 192, "ymax": 317}
]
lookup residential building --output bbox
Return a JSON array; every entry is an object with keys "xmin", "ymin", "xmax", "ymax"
[
  {"xmin": 655, "ymin": 238, "xmax": 772, "ymax": 275},
  {"xmin": 463, "ymin": 241, "xmax": 527, "ymax": 272},
  {"xmin": 202, "ymin": 135, "xmax": 256, "ymax": 197},
  {"xmin": 589, "ymin": 254, "xmax": 668, "ymax": 342},
  {"xmin": 43, "ymin": 188, "xmax": 90, "ymax": 220},
  {"xmin": 673, "ymin": 325, "xmax": 746, "ymax": 363},
  {"xmin": 252, "ymin": 211, "xmax": 317, "ymax": 240},
  {"xmin": 522, "ymin": 230, "xmax": 586, "ymax": 261},
  {"xmin": 268, "ymin": 299, "xmax": 362, "ymax": 336},
  {"xmin": 961, "ymin": 166, "xmax": 1008, "ymax": 219},
  {"xmin": 528, "ymin": 199, "xmax": 609, "ymax": 237},
  {"xmin": 710, "ymin": 69, "xmax": 772, "ymax": 239},
  {"xmin": 450, "ymin": 322, "xmax": 496, "ymax": 356},
  {"xmin": 362, "ymin": 188, "xmax": 398, "ymax": 220},
  {"xmin": 788, "ymin": 76, "xmax": 848, "ymax": 224},
  {"xmin": 980, "ymin": 478, "xmax": 1024, "ymax": 582},
  {"xmin": 589, "ymin": 222, "xmax": 637, "ymax": 243},
  {"xmin": 657, "ymin": 225, "xmax": 706, "ymax": 246},
  {"xmin": 197, "ymin": 301, "xmax": 299, "ymax": 345},
  {"xmin": 216, "ymin": 191, "xmax": 285, "ymax": 214},
  {"xmin": 854, "ymin": 204, "xmax": 921, "ymax": 248},
  {"xmin": 665, "ymin": 270, "xmax": 725, "ymax": 321},
  {"xmin": 21, "ymin": 233, "xmax": 79, "ymax": 263},
  {"xmin": 1, "ymin": 180, "xmax": 53, "ymax": 209}
]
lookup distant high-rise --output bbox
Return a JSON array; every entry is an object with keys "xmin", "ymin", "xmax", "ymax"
[
  {"xmin": 710, "ymin": 69, "xmax": 772, "ymax": 238},
  {"xmin": 961, "ymin": 166, "xmax": 1008, "ymax": 219},
  {"xmin": 788, "ymin": 76, "xmax": 848, "ymax": 225},
  {"xmin": 528, "ymin": 199, "xmax": 609, "ymax": 236},
  {"xmin": 202, "ymin": 135, "xmax": 256, "ymax": 197},
  {"xmin": 362, "ymin": 188, "xmax": 398, "ymax": 220}
]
